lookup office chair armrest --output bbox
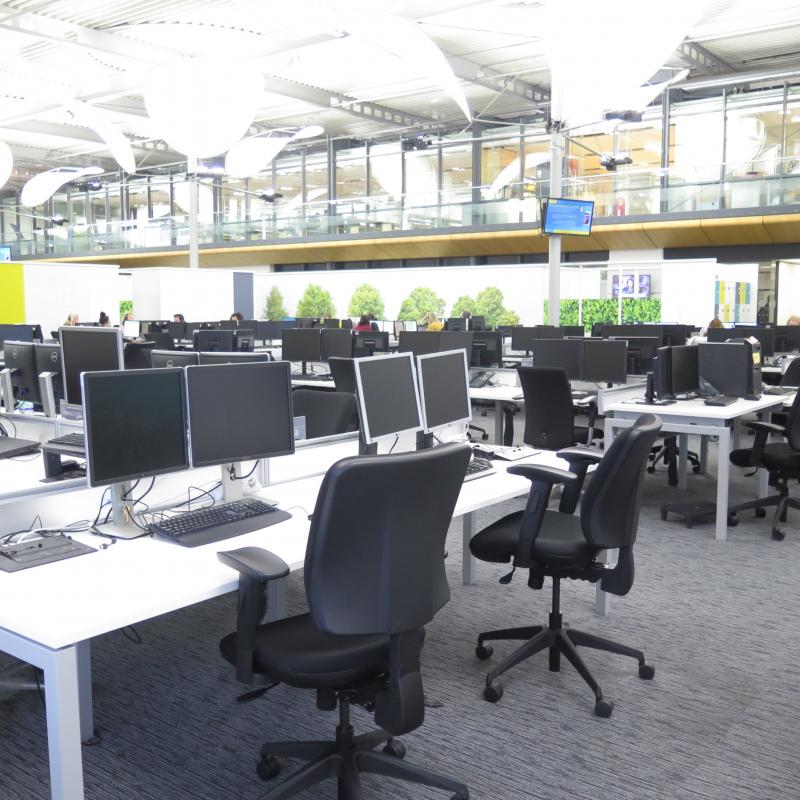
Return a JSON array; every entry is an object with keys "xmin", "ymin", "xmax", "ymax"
[
  {"xmin": 744, "ymin": 421, "xmax": 786, "ymax": 437},
  {"xmin": 555, "ymin": 447, "xmax": 603, "ymax": 514},
  {"xmin": 218, "ymin": 546, "xmax": 290, "ymax": 582},
  {"xmin": 556, "ymin": 446, "xmax": 603, "ymax": 465},
  {"xmin": 507, "ymin": 464, "xmax": 578, "ymax": 486}
]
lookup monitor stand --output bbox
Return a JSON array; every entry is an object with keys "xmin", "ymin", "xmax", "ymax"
[
  {"xmin": 221, "ymin": 462, "xmax": 245, "ymax": 503},
  {"xmin": 94, "ymin": 481, "xmax": 146, "ymax": 540},
  {"xmin": 38, "ymin": 373, "xmax": 58, "ymax": 418},
  {"xmin": 0, "ymin": 368, "xmax": 14, "ymax": 414},
  {"xmin": 416, "ymin": 431, "xmax": 434, "ymax": 451}
]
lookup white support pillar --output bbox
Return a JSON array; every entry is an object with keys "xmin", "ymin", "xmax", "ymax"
[
  {"xmin": 188, "ymin": 155, "xmax": 199, "ymax": 270},
  {"xmin": 547, "ymin": 131, "xmax": 563, "ymax": 326}
]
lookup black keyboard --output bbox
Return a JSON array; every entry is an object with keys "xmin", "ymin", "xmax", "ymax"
[
  {"xmin": 47, "ymin": 432, "xmax": 85, "ymax": 448},
  {"xmin": 146, "ymin": 498, "xmax": 291, "ymax": 547},
  {"xmin": 464, "ymin": 457, "xmax": 495, "ymax": 482},
  {"xmin": 0, "ymin": 535, "xmax": 96, "ymax": 573},
  {"xmin": 703, "ymin": 395, "xmax": 738, "ymax": 407},
  {"xmin": 294, "ymin": 374, "xmax": 333, "ymax": 381}
]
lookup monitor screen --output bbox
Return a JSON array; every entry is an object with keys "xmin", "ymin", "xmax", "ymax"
[
  {"xmin": 3, "ymin": 341, "xmax": 40, "ymax": 405},
  {"xmin": 653, "ymin": 347, "xmax": 672, "ymax": 399},
  {"xmin": 320, "ymin": 328, "xmax": 353, "ymax": 361},
  {"xmin": 581, "ymin": 339, "xmax": 627, "ymax": 384},
  {"xmin": 438, "ymin": 331, "xmax": 473, "ymax": 353},
  {"xmin": 0, "ymin": 324, "xmax": 35, "ymax": 348},
  {"xmin": 403, "ymin": 320, "xmax": 418, "ymax": 332},
  {"xmin": 354, "ymin": 353, "xmax": 423, "ymax": 444},
  {"xmin": 542, "ymin": 198, "xmax": 594, "ymax": 236},
  {"xmin": 417, "ymin": 350, "xmax": 471, "ymax": 433},
  {"xmin": 123, "ymin": 320, "xmax": 140, "ymax": 338},
  {"xmin": 446, "ymin": 318, "xmax": 466, "ymax": 332},
  {"xmin": 532, "ymin": 339, "xmax": 582, "ymax": 380},
  {"xmin": 186, "ymin": 361, "xmax": 295, "ymax": 467},
  {"xmin": 281, "ymin": 328, "xmax": 321, "ymax": 362},
  {"xmin": 773, "ymin": 325, "xmax": 800, "ymax": 353},
  {"xmin": 60, "ymin": 326, "xmax": 124, "ymax": 407},
  {"xmin": 198, "ymin": 352, "xmax": 272, "ymax": 365},
  {"xmin": 398, "ymin": 331, "xmax": 439, "ymax": 357},
  {"xmin": 193, "ymin": 329, "xmax": 235, "ymax": 352},
  {"xmin": 670, "ymin": 345, "xmax": 700, "ymax": 396},
  {"xmin": 0, "ymin": 245, "xmax": 11, "ymax": 261},
  {"xmin": 698, "ymin": 342, "xmax": 751, "ymax": 396},
  {"xmin": 471, "ymin": 332, "xmax": 503, "ymax": 368},
  {"xmin": 511, "ymin": 327, "xmax": 537, "ymax": 352},
  {"xmin": 320, "ymin": 318, "xmax": 341, "ymax": 329},
  {"xmin": 150, "ymin": 350, "xmax": 200, "ymax": 368},
  {"xmin": 82, "ymin": 368, "xmax": 189, "ymax": 487},
  {"xmin": 353, "ymin": 331, "xmax": 389, "ymax": 355}
]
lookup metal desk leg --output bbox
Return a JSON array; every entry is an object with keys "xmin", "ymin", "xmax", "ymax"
[
  {"xmin": 699, "ymin": 436, "xmax": 708, "ymax": 474},
  {"xmin": 266, "ymin": 578, "xmax": 288, "ymax": 621},
  {"xmin": 494, "ymin": 401, "xmax": 504, "ymax": 445},
  {"xmin": 76, "ymin": 641, "xmax": 94, "ymax": 743},
  {"xmin": 462, "ymin": 513, "xmax": 476, "ymax": 585},
  {"xmin": 678, "ymin": 433, "xmax": 689, "ymax": 489},
  {"xmin": 716, "ymin": 426, "xmax": 732, "ymax": 542},
  {"xmin": 43, "ymin": 645, "xmax": 85, "ymax": 800},
  {"xmin": 733, "ymin": 418, "xmax": 742, "ymax": 451}
]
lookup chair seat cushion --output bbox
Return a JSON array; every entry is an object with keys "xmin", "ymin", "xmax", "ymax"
[
  {"xmin": 730, "ymin": 448, "xmax": 757, "ymax": 468},
  {"xmin": 761, "ymin": 443, "xmax": 800, "ymax": 474},
  {"xmin": 220, "ymin": 613, "xmax": 390, "ymax": 689},
  {"xmin": 469, "ymin": 509, "xmax": 597, "ymax": 569}
]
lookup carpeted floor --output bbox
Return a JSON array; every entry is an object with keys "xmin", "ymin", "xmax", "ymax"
[{"xmin": 1, "ymin": 434, "xmax": 799, "ymax": 800}]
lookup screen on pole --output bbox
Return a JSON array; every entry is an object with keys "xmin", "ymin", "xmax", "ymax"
[{"xmin": 542, "ymin": 198, "xmax": 594, "ymax": 236}]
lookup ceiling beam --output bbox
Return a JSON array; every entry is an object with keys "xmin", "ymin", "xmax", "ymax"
[
  {"xmin": 676, "ymin": 39, "xmax": 736, "ymax": 74},
  {"xmin": 446, "ymin": 53, "xmax": 550, "ymax": 105}
]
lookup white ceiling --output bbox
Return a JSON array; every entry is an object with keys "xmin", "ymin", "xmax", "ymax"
[{"xmin": 0, "ymin": 0, "xmax": 798, "ymax": 179}]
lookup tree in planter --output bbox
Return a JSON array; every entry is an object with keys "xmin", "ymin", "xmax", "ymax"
[
  {"xmin": 497, "ymin": 309, "xmax": 521, "ymax": 327},
  {"xmin": 348, "ymin": 284, "xmax": 385, "ymax": 319},
  {"xmin": 296, "ymin": 284, "xmax": 336, "ymax": 319},
  {"xmin": 264, "ymin": 286, "xmax": 288, "ymax": 319},
  {"xmin": 475, "ymin": 287, "xmax": 507, "ymax": 330},
  {"xmin": 398, "ymin": 287, "xmax": 445, "ymax": 323},
  {"xmin": 451, "ymin": 295, "xmax": 476, "ymax": 318}
]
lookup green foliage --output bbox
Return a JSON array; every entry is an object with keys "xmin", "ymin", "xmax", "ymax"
[
  {"xmin": 264, "ymin": 286, "xmax": 288, "ymax": 320},
  {"xmin": 578, "ymin": 299, "xmax": 619, "ymax": 331},
  {"xmin": 119, "ymin": 300, "xmax": 133, "ymax": 319},
  {"xmin": 398, "ymin": 287, "xmax": 445, "ymax": 323},
  {"xmin": 622, "ymin": 298, "xmax": 662, "ymax": 323},
  {"xmin": 497, "ymin": 309, "xmax": 521, "ymax": 326},
  {"xmin": 296, "ymin": 284, "xmax": 336, "ymax": 319},
  {"xmin": 348, "ymin": 284, "xmax": 385, "ymax": 319},
  {"xmin": 451, "ymin": 295, "xmax": 477, "ymax": 318},
  {"xmin": 474, "ymin": 287, "xmax": 507, "ymax": 329}
]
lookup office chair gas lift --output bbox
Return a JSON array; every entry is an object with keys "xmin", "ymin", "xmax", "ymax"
[
  {"xmin": 217, "ymin": 444, "xmax": 472, "ymax": 799},
  {"xmin": 469, "ymin": 414, "xmax": 661, "ymax": 716}
]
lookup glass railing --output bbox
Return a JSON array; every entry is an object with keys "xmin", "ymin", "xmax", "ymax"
[{"xmin": 6, "ymin": 158, "xmax": 800, "ymax": 259}]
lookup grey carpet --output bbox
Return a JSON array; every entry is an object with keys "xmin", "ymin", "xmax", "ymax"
[{"xmin": 1, "ymin": 434, "xmax": 799, "ymax": 800}]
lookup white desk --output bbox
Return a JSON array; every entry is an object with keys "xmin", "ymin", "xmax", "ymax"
[
  {"xmin": 469, "ymin": 385, "xmax": 522, "ymax": 443},
  {"xmin": 602, "ymin": 391, "xmax": 785, "ymax": 541}
]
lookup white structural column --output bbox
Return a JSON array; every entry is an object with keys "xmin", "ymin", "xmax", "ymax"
[
  {"xmin": 547, "ymin": 130, "xmax": 563, "ymax": 326},
  {"xmin": 187, "ymin": 155, "xmax": 199, "ymax": 270}
]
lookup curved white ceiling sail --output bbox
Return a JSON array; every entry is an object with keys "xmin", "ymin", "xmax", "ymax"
[
  {"xmin": 486, "ymin": 151, "xmax": 550, "ymax": 198},
  {"xmin": 0, "ymin": 141, "xmax": 12, "ymax": 191},
  {"xmin": 20, "ymin": 166, "xmax": 103, "ymax": 208},
  {"xmin": 66, "ymin": 101, "xmax": 136, "ymax": 174},
  {"xmin": 224, "ymin": 135, "xmax": 292, "ymax": 178}
]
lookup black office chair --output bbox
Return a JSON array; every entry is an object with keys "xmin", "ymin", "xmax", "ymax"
[
  {"xmin": 780, "ymin": 357, "xmax": 800, "ymax": 387},
  {"xmin": 729, "ymin": 391, "xmax": 800, "ymax": 540},
  {"xmin": 217, "ymin": 444, "xmax": 472, "ymax": 800},
  {"xmin": 143, "ymin": 331, "xmax": 174, "ymax": 350},
  {"xmin": 291, "ymin": 388, "xmax": 358, "ymax": 438},
  {"xmin": 518, "ymin": 366, "xmax": 601, "ymax": 449},
  {"xmin": 328, "ymin": 357, "xmax": 357, "ymax": 394},
  {"xmin": 469, "ymin": 414, "xmax": 661, "ymax": 716},
  {"xmin": 123, "ymin": 341, "xmax": 156, "ymax": 369}
]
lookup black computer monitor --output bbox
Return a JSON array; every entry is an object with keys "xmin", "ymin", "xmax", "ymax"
[
  {"xmin": 438, "ymin": 331, "xmax": 473, "ymax": 353},
  {"xmin": 257, "ymin": 320, "xmax": 292, "ymax": 342},
  {"xmin": 511, "ymin": 327, "xmax": 537, "ymax": 352},
  {"xmin": 445, "ymin": 318, "xmax": 466, "ymax": 332},
  {"xmin": 698, "ymin": 342, "xmax": 752, "ymax": 397},
  {"xmin": 0, "ymin": 324, "xmax": 39, "ymax": 349},
  {"xmin": 321, "ymin": 328, "xmax": 353, "ymax": 361},
  {"xmin": 353, "ymin": 331, "xmax": 389, "ymax": 356},
  {"xmin": 144, "ymin": 331, "xmax": 174, "ymax": 351},
  {"xmin": 580, "ymin": 339, "xmax": 627, "ymax": 384},
  {"xmin": 471, "ymin": 331, "xmax": 503, "ymax": 368},
  {"xmin": 610, "ymin": 336, "xmax": 661, "ymax": 374},
  {"xmin": 185, "ymin": 361, "xmax": 294, "ymax": 467},
  {"xmin": 653, "ymin": 347, "xmax": 673, "ymax": 399},
  {"xmin": 34, "ymin": 343, "xmax": 63, "ymax": 403},
  {"xmin": 706, "ymin": 327, "xmax": 730, "ymax": 344},
  {"xmin": 470, "ymin": 316, "xmax": 486, "ymax": 332},
  {"xmin": 563, "ymin": 325, "xmax": 584, "ymax": 338},
  {"xmin": 150, "ymin": 350, "xmax": 200, "ymax": 368},
  {"xmin": 532, "ymin": 339, "xmax": 582, "ymax": 380},
  {"xmin": 320, "ymin": 318, "xmax": 341, "ymax": 329},
  {"xmin": 168, "ymin": 321, "xmax": 186, "ymax": 342},
  {"xmin": 738, "ymin": 326, "xmax": 774, "ymax": 358},
  {"xmin": 773, "ymin": 325, "xmax": 800, "ymax": 353},
  {"xmin": 354, "ymin": 353, "xmax": 423, "ymax": 445},
  {"xmin": 661, "ymin": 324, "xmax": 689, "ymax": 347},
  {"xmin": 281, "ymin": 328, "xmax": 321, "ymax": 365},
  {"xmin": 60, "ymin": 326, "xmax": 124, "ymax": 408},
  {"xmin": 670, "ymin": 345, "xmax": 700, "ymax": 396},
  {"xmin": 2, "ymin": 341, "xmax": 40, "ymax": 405},
  {"xmin": 416, "ymin": 349, "xmax": 471, "ymax": 433},
  {"xmin": 218, "ymin": 320, "xmax": 239, "ymax": 330},
  {"xmin": 398, "ymin": 331, "xmax": 439, "ymax": 357},
  {"xmin": 198, "ymin": 351, "xmax": 272, "ymax": 365},
  {"xmin": 193, "ymin": 329, "xmax": 235, "ymax": 352},
  {"xmin": 295, "ymin": 317, "xmax": 317, "ymax": 329},
  {"xmin": 236, "ymin": 328, "xmax": 255, "ymax": 352},
  {"xmin": 124, "ymin": 341, "xmax": 156, "ymax": 370},
  {"xmin": 82, "ymin": 368, "xmax": 189, "ymax": 487}
]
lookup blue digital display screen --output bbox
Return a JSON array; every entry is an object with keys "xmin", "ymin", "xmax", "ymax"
[
  {"xmin": 542, "ymin": 198, "xmax": 595, "ymax": 236},
  {"xmin": 0, "ymin": 245, "xmax": 11, "ymax": 261}
]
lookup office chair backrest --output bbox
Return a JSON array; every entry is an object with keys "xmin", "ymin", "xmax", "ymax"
[
  {"xmin": 305, "ymin": 444, "xmax": 471, "ymax": 637},
  {"xmin": 291, "ymin": 389, "xmax": 357, "ymax": 439},
  {"xmin": 784, "ymin": 391, "xmax": 800, "ymax": 452},
  {"xmin": 328, "ymin": 357, "xmax": 357, "ymax": 394},
  {"xmin": 781, "ymin": 357, "xmax": 800, "ymax": 388},
  {"xmin": 518, "ymin": 366, "xmax": 575, "ymax": 450},
  {"xmin": 580, "ymin": 413, "xmax": 661, "ymax": 551}
]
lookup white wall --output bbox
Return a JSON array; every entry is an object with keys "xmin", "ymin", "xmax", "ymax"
[
  {"xmin": 131, "ymin": 268, "xmax": 234, "ymax": 321},
  {"xmin": 23, "ymin": 261, "xmax": 120, "ymax": 334},
  {"xmin": 777, "ymin": 261, "xmax": 800, "ymax": 325}
]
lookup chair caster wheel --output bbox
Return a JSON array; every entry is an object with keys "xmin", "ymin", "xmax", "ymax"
[
  {"xmin": 755, "ymin": 507, "xmax": 767, "ymax": 518},
  {"xmin": 772, "ymin": 529, "xmax": 786, "ymax": 541},
  {"xmin": 383, "ymin": 739, "xmax": 406, "ymax": 759},
  {"xmin": 692, "ymin": 466, "xmax": 701, "ymax": 474},
  {"xmin": 475, "ymin": 644, "xmax": 493, "ymax": 660},
  {"xmin": 482, "ymin": 433, "xmax": 489, "ymax": 441},
  {"xmin": 638, "ymin": 663, "xmax": 655, "ymax": 680},
  {"xmin": 728, "ymin": 515, "xmax": 738, "ymax": 527},
  {"xmin": 646, "ymin": 467, "xmax": 655, "ymax": 474},
  {"xmin": 594, "ymin": 699, "xmax": 613, "ymax": 718},
  {"xmin": 256, "ymin": 755, "xmax": 281, "ymax": 781},
  {"xmin": 483, "ymin": 683, "xmax": 503, "ymax": 703}
]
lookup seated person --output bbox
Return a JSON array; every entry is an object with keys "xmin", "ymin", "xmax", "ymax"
[
  {"xmin": 424, "ymin": 311, "xmax": 444, "ymax": 332},
  {"xmin": 354, "ymin": 314, "xmax": 373, "ymax": 332}
]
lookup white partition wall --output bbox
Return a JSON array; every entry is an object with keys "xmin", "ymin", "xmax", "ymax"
[
  {"xmin": 131, "ymin": 268, "xmax": 236, "ymax": 321},
  {"xmin": 777, "ymin": 261, "xmax": 800, "ymax": 325}
]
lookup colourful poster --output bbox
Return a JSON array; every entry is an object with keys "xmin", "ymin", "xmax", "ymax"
[
  {"xmin": 0, "ymin": 263, "xmax": 25, "ymax": 323},
  {"xmin": 714, "ymin": 279, "xmax": 755, "ymax": 324}
]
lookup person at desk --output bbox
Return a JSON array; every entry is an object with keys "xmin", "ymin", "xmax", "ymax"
[
  {"xmin": 64, "ymin": 312, "xmax": 79, "ymax": 326},
  {"xmin": 98, "ymin": 311, "xmax": 110, "ymax": 327},
  {"xmin": 369, "ymin": 312, "xmax": 380, "ymax": 332},
  {"xmin": 173, "ymin": 313, "xmax": 185, "ymax": 323},
  {"xmin": 424, "ymin": 311, "xmax": 444, "ymax": 331},
  {"xmin": 354, "ymin": 314, "xmax": 372, "ymax": 332},
  {"xmin": 787, "ymin": 315, "xmax": 800, "ymax": 326},
  {"xmin": 121, "ymin": 311, "xmax": 134, "ymax": 323},
  {"xmin": 230, "ymin": 311, "xmax": 244, "ymax": 322}
]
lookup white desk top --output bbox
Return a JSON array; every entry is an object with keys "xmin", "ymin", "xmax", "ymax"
[{"xmin": 604, "ymin": 393, "xmax": 785, "ymax": 420}]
